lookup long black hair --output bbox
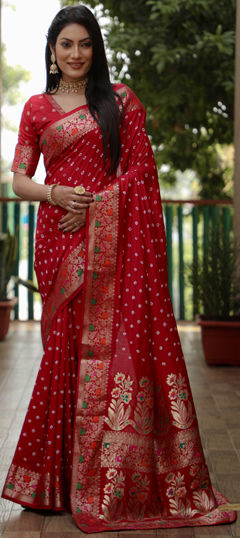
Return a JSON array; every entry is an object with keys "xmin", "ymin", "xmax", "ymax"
[{"xmin": 45, "ymin": 4, "xmax": 123, "ymax": 174}]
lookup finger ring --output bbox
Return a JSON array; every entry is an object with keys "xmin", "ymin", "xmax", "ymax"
[
  {"xmin": 74, "ymin": 185, "xmax": 86, "ymax": 195},
  {"xmin": 71, "ymin": 201, "xmax": 75, "ymax": 209}
]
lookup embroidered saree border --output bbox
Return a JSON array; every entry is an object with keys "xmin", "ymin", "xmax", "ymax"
[
  {"xmin": 70, "ymin": 184, "xmax": 119, "ymax": 528},
  {"xmin": 41, "ymin": 240, "xmax": 85, "ymax": 347},
  {"xmin": 3, "ymin": 464, "xmax": 63, "ymax": 509},
  {"xmin": 39, "ymin": 109, "xmax": 96, "ymax": 170},
  {"xmin": 44, "ymin": 94, "xmax": 89, "ymax": 117},
  {"xmin": 101, "ymin": 429, "xmax": 202, "ymax": 475},
  {"xmin": 40, "ymin": 85, "xmax": 142, "ymax": 173}
]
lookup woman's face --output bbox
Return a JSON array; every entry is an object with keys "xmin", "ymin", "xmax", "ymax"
[{"xmin": 52, "ymin": 23, "xmax": 93, "ymax": 82}]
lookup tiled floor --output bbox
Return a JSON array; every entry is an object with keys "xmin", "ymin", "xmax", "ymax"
[{"xmin": 0, "ymin": 321, "xmax": 240, "ymax": 537}]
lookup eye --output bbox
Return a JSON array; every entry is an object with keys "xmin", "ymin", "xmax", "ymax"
[
  {"xmin": 81, "ymin": 41, "xmax": 92, "ymax": 48},
  {"xmin": 61, "ymin": 42, "xmax": 71, "ymax": 48}
]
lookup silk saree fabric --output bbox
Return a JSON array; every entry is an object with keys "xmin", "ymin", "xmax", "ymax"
[{"xmin": 2, "ymin": 84, "xmax": 236, "ymax": 532}]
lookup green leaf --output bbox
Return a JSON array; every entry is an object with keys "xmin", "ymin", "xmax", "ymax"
[{"xmin": 75, "ymin": 0, "xmax": 235, "ymax": 199}]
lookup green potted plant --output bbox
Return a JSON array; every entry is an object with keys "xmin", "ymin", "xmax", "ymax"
[
  {"xmin": 190, "ymin": 227, "xmax": 240, "ymax": 365},
  {"xmin": 0, "ymin": 231, "xmax": 18, "ymax": 340}
]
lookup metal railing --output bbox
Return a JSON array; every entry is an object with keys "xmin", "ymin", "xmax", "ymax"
[
  {"xmin": 1, "ymin": 197, "xmax": 233, "ymax": 321},
  {"xmin": 163, "ymin": 199, "xmax": 233, "ymax": 319},
  {"xmin": 1, "ymin": 198, "xmax": 37, "ymax": 320}
]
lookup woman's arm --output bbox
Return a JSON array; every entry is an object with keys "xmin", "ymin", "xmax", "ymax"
[
  {"xmin": 13, "ymin": 173, "xmax": 48, "ymax": 201},
  {"xmin": 13, "ymin": 172, "xmax": 94, "ymax": 213}
]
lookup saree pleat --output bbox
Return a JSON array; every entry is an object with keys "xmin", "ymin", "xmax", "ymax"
[
  {"xmin": 2, "ymin": 294, "xmax": 83, "ymax": 511},
  {"xmin": 2, "ymin": 83, "xmax": 237, "ymax": 532}
]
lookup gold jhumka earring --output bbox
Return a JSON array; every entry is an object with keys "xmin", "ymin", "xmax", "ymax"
[{"xmin": 49, "ymin": 53, "xmax": 58, "ymax": 74}]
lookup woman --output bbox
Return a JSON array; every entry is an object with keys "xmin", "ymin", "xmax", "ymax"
[{"xmin": 1, "ymin": 4, "xmax": 236, "ymax": 533}]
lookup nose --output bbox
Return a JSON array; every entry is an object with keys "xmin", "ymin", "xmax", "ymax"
[{"xmin": 71, "ymin": 45, "xmax": 81, "ymax": 59}]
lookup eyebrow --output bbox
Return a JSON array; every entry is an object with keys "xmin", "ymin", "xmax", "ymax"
[{"xmin": 59, "ymin": 37, "xmax": 91, "ymax": 43}]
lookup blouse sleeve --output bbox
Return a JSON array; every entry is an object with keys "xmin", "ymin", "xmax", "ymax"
[{"xmin": 11, "ymin": 97, "xmax": 41, "ymax": 177}]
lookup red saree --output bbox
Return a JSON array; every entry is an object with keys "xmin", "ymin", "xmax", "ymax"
[{"xmin": 2, "ymin": 84, "xmax": 236, "ymax": 532}]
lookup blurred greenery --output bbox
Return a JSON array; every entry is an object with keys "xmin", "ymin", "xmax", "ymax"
[
  {"xmin": 1, "ymin": 44, "xmax": 30, "ymax": 178},
  {"xmin": 61, "ymin": 0, "xmax": 235, "ymax": 198},
  {"xmin": 2, "ymin": 44, "xmax": 30, "ymax": 107},
  {"xmin": 189, "ymin": 225, "xmax": 240, "ymax": 319}
]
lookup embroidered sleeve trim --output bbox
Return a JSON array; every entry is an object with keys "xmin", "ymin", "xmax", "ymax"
[{"xmin": 11, "ymin": 143, "xmax": 40, "ymax": 177}]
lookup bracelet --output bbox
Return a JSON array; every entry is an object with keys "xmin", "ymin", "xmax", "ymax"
[{"xmin": 47, "ymin": 184, "xmax": 57, "ymax": 206}]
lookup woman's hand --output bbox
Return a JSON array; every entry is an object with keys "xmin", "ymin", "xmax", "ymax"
[
  {"xmin": 52, "ymin": 185, "xmax": 94, "ymax": 213},
  {"xmin": 58, "ymin": 210, "xmax": 86, "ymax": 233}
]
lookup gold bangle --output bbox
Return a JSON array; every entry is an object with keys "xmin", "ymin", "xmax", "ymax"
[{"xmin": 47, "ymin": 184, "xmax": 57, "ymax": 206}]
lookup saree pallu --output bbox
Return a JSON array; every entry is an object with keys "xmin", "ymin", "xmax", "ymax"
[{"xmin": 2, "ymin": 84, "xmax": 236, "ymax": 532}]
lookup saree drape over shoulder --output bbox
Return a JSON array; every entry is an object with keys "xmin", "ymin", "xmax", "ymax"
[{"xmin": 2, "ymin": 84, "xmax": 236, "ymax": 532}]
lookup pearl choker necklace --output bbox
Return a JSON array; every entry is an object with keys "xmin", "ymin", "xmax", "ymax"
[{"xmin": 58, "ymin": 78, "xmax": 88, "ymax": 94}]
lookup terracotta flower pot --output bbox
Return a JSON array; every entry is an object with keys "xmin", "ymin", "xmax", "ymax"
[
  {"xmin": 198, "ymin": 319, "xmax": 240, "ymax": 366},
  {"xmin": 0, "ymin": 298, "xmax": 18, "ymax": 341}
]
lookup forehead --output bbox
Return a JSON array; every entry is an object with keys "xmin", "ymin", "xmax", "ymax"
[{"xmin": 57, "ymin": 23, "xmax": 90, "ymax": 41}]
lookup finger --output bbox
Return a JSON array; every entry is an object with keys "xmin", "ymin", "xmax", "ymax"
[
  {"xmin": 69, "ymin": 200, "xmax": 93, "ymax": 210},
  {"xmin": 69, "ymin": 206, "xmax": 90, "ymax": 214},
  {"xmin": 70, "ymin": 196, "xmax": 94, "ymax": 206},
  {"xmin": 59, "ymin": 209, "xmax": 84, "ymax": 222},
  {"xmin": 61, "ymin": 224, "xmax": 80, "ymax": 233},
  {"xmin": 59, "ymin": 215, "xmax": 70, "ymax": 224},
  {"xmin": 61, "ymin": 215, "xmax": 84, "ymax": 228},
  {"xmin": 59, "ymin": 214, "xmax": 83, "ymax": 226},
  {"xmin": 59, "ymin": 221, "xmax": 82, "ymax": 231},
  {"xmin": 75, "ymin": 192, "xmax": 94, "ymax": 201},
  {"xmin": 65, "ymin": 223, "xmax": 84, "ymax": 233}
]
